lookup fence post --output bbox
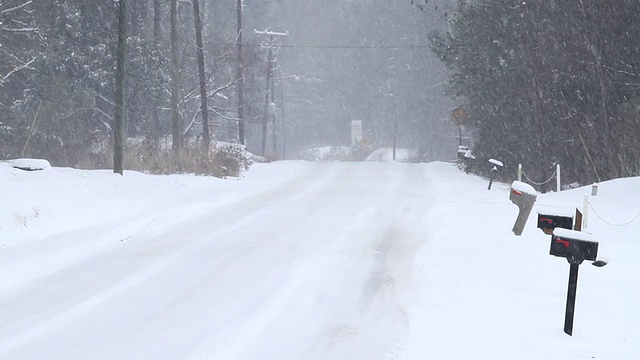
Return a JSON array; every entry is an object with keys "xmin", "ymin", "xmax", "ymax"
[
  {"xmin": 518, "ymin": 164, "xmax": 522, "ymax": 182},
  {"xmin": 582, "ymin": 195, "xmax": 589, "ymax": 230},
  {"xmin": 557, "ymin": 163, "xmax": 561, "ymax": 192}
]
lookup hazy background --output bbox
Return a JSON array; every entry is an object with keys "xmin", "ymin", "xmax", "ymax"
[{"xmin": 241, "ymin": 0, "xmax": 459, "ymax": 159}]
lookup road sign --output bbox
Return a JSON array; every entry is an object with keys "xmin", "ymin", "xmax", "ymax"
[{"xmin": 451, "ymin": 106, "xmax": 467, "ymax": 126}]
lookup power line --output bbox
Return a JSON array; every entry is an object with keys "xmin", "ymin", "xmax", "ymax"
[{"xmin": 214, "ymin": 43, "xmax": 431, "ymax": 49}]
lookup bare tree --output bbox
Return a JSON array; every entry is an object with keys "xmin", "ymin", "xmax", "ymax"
[
  {"xmin": 114, "ymin": 0, "xmax": 128, "ymax": 175},
  {"xmin": 0, "ymin": 1, "xmax": 38, "ymax": 87},
  {"xmin": 151, "ymin": 0, "xmax": 162, "ymax": 139},
  {"xmin": 236, "ymin": 0, "xmax": 244, "ymax": 145},
  {"xmin": 170, "ymin": 0, "xmax": 183, "ymax": 155},
  {"xmin": 192, "ymin": 0, "xmax": 210, "ymax": 150}
]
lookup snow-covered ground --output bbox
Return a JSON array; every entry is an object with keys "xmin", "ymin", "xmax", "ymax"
[
  {"xmin": 296, "ymin": 146, "xmax": 352, "ymax": 161},
  {"xmin": 296, "ymin": 146, "xmax": 418, "ymax": 162},
  {"xmin": 0, "ymin": 160, "xmax": 638, "ymax": 359},
  {"xmin": 365, "ymin": 147, "xmax": 416, "ymax": 162}
]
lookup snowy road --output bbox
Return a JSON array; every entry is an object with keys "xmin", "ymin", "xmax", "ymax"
[{"xmin": 0, "ymin": 162, "xmax": 433, "ymax": 359}]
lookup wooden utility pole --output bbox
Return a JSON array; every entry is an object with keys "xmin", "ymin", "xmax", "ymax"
[
  {"xmin": 280, "ymin": 73, "xmax": 286, "ymax": 160},
  {"xmin": 254, "ymin": 29, "xmax": 288, "ymax": 157},
  {"xmin": 271, "ymin": 70, "xmax": 277, "ymax": 154},
  {"xmin": 261, "ymin": 36, "xmax": 273, "ymax": 157},
  {"xmin": 192, "ymin": 0, "xmax": 210, "ymax": 150},
  {"xmin": 114, "ymin": 0, "xmax": 127, "ymax": 175},
  {"xmin": 236, "ymin": 0, "xmax": 245, "ymax": 145}
]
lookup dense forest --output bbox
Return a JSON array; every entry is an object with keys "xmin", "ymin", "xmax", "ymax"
[
  {"xmin": 0, "ymin": 0, "xmax": 457, "ymax": 174},
  {"xmin": 432, "ymin": 0, "xmax": 640, "ymax": 186}
]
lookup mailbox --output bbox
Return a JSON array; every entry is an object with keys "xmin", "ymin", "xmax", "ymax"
[
  {"xmin": 549, "ymin": 228, "xmax": 600, "ymax": 336},
  {"xmin": 509, "ymin": 181, "xmax": 537, "ymax": 235},
  {"xmin": 550, "ymin": 228, "xmax": 598, "ymax": 265},
  {"xmin": 537, "ymin": 213, "xmax": 573, "ymax": 235},
  {"xmin": 457, "ymin": 146, "xmax": 469, "ymax": 160}
]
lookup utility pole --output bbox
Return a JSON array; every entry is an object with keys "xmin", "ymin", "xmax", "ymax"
[
  {"xmin": 254, "ymin": 29, "xmax": 288, "ymax": 157},
  {"xmin": 271, "ymin": 73, "xmax": 277, "ymax": 154},
  {"xmin": 280, "ymin": 72, "xmax": 287, "ymax": 160},
  {"xmin": 236, "ymin": 0, "xmax": 244, "ymax": 145},
  {"xmin": 261, "ymin": 37, "xmax": 272, "ymax": 157}
]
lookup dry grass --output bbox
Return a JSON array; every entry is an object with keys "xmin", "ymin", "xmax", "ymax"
[{"xmin": 77, "ymin": 141, "xmax": 253, "ymax": 178}]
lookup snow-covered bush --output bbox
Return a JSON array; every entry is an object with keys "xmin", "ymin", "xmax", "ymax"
[{"xmin": 77, "ymin": 139, "xmax": 254, "ymax": 178}]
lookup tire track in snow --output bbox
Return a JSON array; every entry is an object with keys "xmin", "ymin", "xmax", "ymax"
[
  {"xmin": 0, "ymin": 163, "xmax": 345, "ymax": 358},
  {"xmin": 0, "ymin": 162, "xmax": 434, "ymax": 360}
]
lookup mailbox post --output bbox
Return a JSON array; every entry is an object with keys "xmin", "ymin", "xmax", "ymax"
[
  {"xmin": 509, "ymin": 181, "xmax": 537, "ymax": 235},
  {"xmin": 487, "ymin": 159, "xmax": 503, "ymax": 190},
  {"xmin": 550, "ymin": 228, "xmax": 599, "ymax": 336}
]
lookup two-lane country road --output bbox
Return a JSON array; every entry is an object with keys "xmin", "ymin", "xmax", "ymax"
[{"xmin": 0, "ymin": 162, "xmax": 434, "ymax": 359}]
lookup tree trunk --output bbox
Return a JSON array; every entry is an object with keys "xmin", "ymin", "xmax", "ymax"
[
  {"xmin": 114, "ymin": 0, "xmax": 127, "ymax": 175},
  {"xmin": 153, "ymin": 0, "xmax": 161, "ymax": 43},
  {"xmin": 192, "ymin": 0, "xmax": 210, "ymax": 150},
  {"xmin": 130, "ymin": 0, "xmax": 140, "ymax": 37},
  {"xmin": 170, "ymin": 0, "xmax": 183, "ymax": 156},
  {"xmin": 151, "ymin": 0, "xmax": 161, "ymax": 141},
  {"xmin": 138, "ymin": 0, "xmax": 148, "ymax": 38},
  {"xmin": 236, "ymin": 0, "xmax": 244, "ymax": 145}
]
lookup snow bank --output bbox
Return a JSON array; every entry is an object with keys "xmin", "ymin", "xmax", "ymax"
[
  {"xmin": 365, "ymin": 147, "xmax": 416, "ymax": 162},
  {"xmin": 297, "ymin": 146, "xmax": 351, "ymax": 161},
  {"xmin": 0, "ymin": 161, "xmax": 307, "ymax": 247},
  {"xmin": 405, "ymin": 161, "xmax": 639, "ymax": 360},
  {"xmin": 10, "ymin": 158, "xmax": 51, "ymax": 171}
]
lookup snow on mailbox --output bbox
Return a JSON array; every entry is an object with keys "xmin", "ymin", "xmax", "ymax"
[
  {"xmin": 550, "ymin": 228, "xmax": 598, "ymax": 265},
  {"xmin": 509, "ymin": 181, "xmax": 537, "ymax": 235},
  {"xmin": 487, "ymin": 159, "xmax": 503, "ymax": 190}
]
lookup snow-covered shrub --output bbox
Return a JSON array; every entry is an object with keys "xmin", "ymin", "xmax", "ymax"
[{"xmin": 77, "ymin": 139, "xmax": 254, "ymax": 178}]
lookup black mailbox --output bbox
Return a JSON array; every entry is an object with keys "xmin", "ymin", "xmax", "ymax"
[
  {"xmin": 538, "ymin": 213, "xmax": 573, "ymax": 235},
  {"xmin": 549, "ymin": 228, "xmax": 601, "ymax": 336},
  {"xmin": 550, "ymin": 230, "xmax": 598, "ymax": 265}
]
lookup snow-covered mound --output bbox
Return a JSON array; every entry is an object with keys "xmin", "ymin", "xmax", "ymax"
[
  {"xmin": 297, "ymin": 146, "xmax": 352, "ymax": 161},
  {"xmin": 0, "ymin": 161, "xmax": 301, "ymax": 246},
  {"xmin": 365, "ymin": 147, "xmax": 416, "ymax": 162},
  {"xmin": 9, "ymin": 158, "xmax": 51, "ymax": 171}
]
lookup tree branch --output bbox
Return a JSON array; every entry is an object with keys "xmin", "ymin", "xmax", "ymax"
[
  {"xmin": 1, "ymin": 26, "xmax": 38, "ymax": 33},
  {"xmin": 1, "ymin": 56, "xmax": 35, "ymax": 83},
  {"xmin": 1, "ymin": 1, "xmax": 33, "ymax": 15}
]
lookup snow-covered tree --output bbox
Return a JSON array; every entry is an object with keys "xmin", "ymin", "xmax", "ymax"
[{"xmin": 432, "ymin": 0, "xmax": 640, "ymax": 185}]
